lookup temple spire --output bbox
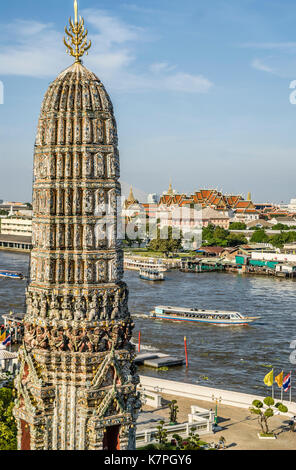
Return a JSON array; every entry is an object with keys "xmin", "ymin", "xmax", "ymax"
[
  {"xmin": 128, "ymin": 186, "xmax": 136, "ymax": 202},
  {"xmin": 167, "ymin": 179, "xmax": 173, "ymax": 196},
  {"xmin": 64, "ymin": 0, "xmax": 92, "ymax": 63}
]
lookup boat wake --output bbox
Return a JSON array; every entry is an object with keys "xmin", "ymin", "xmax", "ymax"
[
  {"xmin": 131, "ymin": 340, "xmax": 158, "ymax": 352},
  {"xmin": 131, "ymin": 313, "xmax": 149, "ymax": 319}
]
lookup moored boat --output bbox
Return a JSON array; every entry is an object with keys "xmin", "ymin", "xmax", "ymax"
[
  {"xmin": 0, "ymin": 270, "xmax": 24, "ymax": 280},
  {"xmin": 139, "ymin": 269, "xmax": 165, "ymax": 281},
  {"xmin": 150, "ymin": 305, "xmax": 260, "ymax": 326}
]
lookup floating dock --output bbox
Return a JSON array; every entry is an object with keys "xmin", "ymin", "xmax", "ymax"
[{"xmin": 135, "ymin": 352, "xmax": 185, "ymax": 369}]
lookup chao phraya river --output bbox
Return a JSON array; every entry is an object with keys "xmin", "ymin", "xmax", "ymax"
[{"xmin": 0, "ymin": 251, "xmax": 295, "ymax": 399}]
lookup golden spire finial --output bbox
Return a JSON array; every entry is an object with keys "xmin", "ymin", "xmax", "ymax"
[
  {"xmin": 64, "ymin": 0, "xmax": 91, "ymax": 63},
  {"xmin": 168, "ymin": 179, "xmax": 173, "ymax": 196},
  {"xmin": 74, "ymin": 0, "xmax": 78, "ymax": 24}
]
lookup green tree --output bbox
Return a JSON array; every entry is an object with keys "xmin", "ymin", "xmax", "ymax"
[
  {"xmin": 229, "ymin": 222, "xmax": 247, "ymax": 230},
  {"xmin": 226, "ymin": 233, "xmax": 248, "ymax": 246},
  {"xmin": 202, "ymin": 226, "xmax": 230, "ymax": 247},
  {"xmin": 0, "ymin": 385, "xmax": 17, "ymax": 450},
  {"xmin": 148, "ymin": 226, "xmax": 182, "ymax": 253},
  {"xmin": 202, "ymin": 224, "xmax": 215, "ymax": 243},
  {"xmin": 250, "ymin": 229, "xmax": 269, "ymax": 244},
  {"xmin": 269, "ymin": 231, "xmax": 296, "ymax": 248},
  {"xmin": 271, "ymin": 223, "xmax": 291, "ymax": 231},
  {"xmin": 202, "ymin": 225, "xmax": 247, "ymax": 247},
  {"xmin": 249, "ymin": 396, "xmax": 288, "ymax": 436}
]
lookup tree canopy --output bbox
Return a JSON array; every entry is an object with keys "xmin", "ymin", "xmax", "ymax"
[
  {"xmin": 272, "ymin": 223, "xmax": 292, "ymax": 231},
  {"xmin": 250, "ymin": 229, "xmax": 270, "ymax": 244},
  {"xmin": 148, "ymin": 226, "xmax": 183, "ymax": 253},
  {"xmin": 229, "ymin": 222, "xmax": 247, "ymax": 230},
  {"xmin": 0, "ymin": 385, "xmax": 17, "ymax": 450},
  {"xmin": 202, "ymin": 224, "xmax": 247, "ymax": 247}
]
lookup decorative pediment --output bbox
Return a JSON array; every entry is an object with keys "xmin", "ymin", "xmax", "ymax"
[
  {"xmin": 21, "ymin": 344, "xmax": 43, "ymax": 387},
  {"xmin": 14, "ymin": 344, "xmax": 44, "ymax": 417},
  {"xmin": 93, "ymin": 378, "xmax": 126, "ymax": 419},
  {"xmin": 91, "ymin": 347, "xmax": 125, "ymax": 390},
  {"xmin": 15, "ymin": 381, "xmax": 37, "ymax": 416}
]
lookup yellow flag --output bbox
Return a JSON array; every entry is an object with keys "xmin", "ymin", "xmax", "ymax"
[
  {"xmin": 264, "ymin": 369, "xmax": 273, "ymax": 387},
  {"xmin": 275, "ymin": 371, "xmax": 283, "ymax": 388},
  {"xmin": 0, "ymin": 332, "xmax": 6, "ymax": 343}
]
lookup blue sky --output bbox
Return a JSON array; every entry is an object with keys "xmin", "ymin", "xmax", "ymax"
[{"xmin": 1, "ymin": 0, "xmax": 296, "ymax": 203}]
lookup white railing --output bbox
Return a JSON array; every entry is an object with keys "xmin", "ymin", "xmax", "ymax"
[{"xmin": 136, "ymin": 421, "xmax": 210, "ymax": 448}]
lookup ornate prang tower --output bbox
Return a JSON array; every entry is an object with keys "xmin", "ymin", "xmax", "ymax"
[{"xmin": 14, "ymin": 1, "xmax": 140, "ymax": 450}]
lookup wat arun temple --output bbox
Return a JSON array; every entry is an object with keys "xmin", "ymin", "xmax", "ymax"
[{"xmin": 13, "ymin": 1, "xmax": 140, "ymax": 450}]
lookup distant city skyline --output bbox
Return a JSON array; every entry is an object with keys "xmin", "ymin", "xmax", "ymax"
[{"xmin": 1, "ymin": 0, "xmax": 296, "ymax": 203}]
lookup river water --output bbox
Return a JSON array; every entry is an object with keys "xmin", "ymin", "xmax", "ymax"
[{"xmin": 1, "ymin": 251, "xmax": 295, "ymax": 400}]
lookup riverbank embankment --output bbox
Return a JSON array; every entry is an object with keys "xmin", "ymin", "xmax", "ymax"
[{"xmin": 140, "ymin": 376, "xmax": 296, "ymax": 417}]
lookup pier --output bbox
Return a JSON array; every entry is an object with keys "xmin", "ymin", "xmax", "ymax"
[
  {"xmin": 180, "ymin": 258, "xmax": 225, "ymax": 273},
  {"xmin": 0, "ymin": 235, "xmax": 32, "ymax": 253}
]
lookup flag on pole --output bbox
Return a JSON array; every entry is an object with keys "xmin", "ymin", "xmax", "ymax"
[
  {"xmin": 0, "ymin": 331, "xmax": 6, "ymax": 343},
  {"xmin": 264, "ymin": 369, "xmax": 273, "ymax": 387},
  {"xmin": 275, "ymin": 371, "xmax": 283, "ymax": 388},
  {"xmin": 2, "ymin": 335, "xmax": 11, "ymax": 347},
  {"xmin": 283, "ymin": 373, "xmax": 291, "ymax": 392}
]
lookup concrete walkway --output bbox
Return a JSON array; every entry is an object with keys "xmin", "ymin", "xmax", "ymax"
[{"xmin": 143, "ymin": 393, "xmax": 296, "ymax": 450}]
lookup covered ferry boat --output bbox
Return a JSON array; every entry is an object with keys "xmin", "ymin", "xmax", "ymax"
[
  {"xmin": 0, "ymin": 270, "xmax": 24, "ymax": 280},
  {"xmin": 139, "ymin": 268, "xmax": 165, "ymax": 281},
  {"xmin": 124, "ymin": 257, "xmax": 167, "ymax": 272},
  {"xmin": 150, "ymin": 305, "xmax": 260, "ymax": 326}
]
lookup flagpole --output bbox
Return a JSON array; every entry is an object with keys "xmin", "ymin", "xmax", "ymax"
[
  {"xmin": 290, "ymin": 371, "xmax": 292, "ymax": 403},
  {"xmin": 281, "ymin": 384, "xmax": 283, "ymax": 402}
]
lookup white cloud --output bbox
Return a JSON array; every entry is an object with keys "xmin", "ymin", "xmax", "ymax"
[
  {"xmin": 251, "ymin": 58, "xmax": 276, "ymax": 74},
  {"xmin": 0, "ymin": 11, "xmax": 213, "ymax": 94},
  {"xmin": 83, "ymin": 9, "xmax": 143, "ymax": 47},
  {"xmin": 149, "ymin": 62, "xmax": 177, "ymax": 74},
  {"xmin": 163, "ymin": 73, "xmax": 212, "ymax": 93}
]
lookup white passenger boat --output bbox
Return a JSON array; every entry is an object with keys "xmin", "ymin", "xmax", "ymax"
[
  {"xmin": 124, "ymin": 257, "xmax": 167, "ymax": 272},
  {"xmin": 150, "ymin": 305, "xmax": 260, "ymax": 326},
  {"xmin": 139, "ymin": 269, "xmax": 165, "ymax": 281}
]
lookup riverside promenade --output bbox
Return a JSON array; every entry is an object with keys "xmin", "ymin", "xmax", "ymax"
[{"xmin": 140, "ymin": 376, "xmax": 296, "ymax": 450}]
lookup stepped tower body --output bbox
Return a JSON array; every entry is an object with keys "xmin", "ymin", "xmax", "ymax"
[{"xmin": 13, "ymin": 2, "xmax": 140, "ymax": 450}]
